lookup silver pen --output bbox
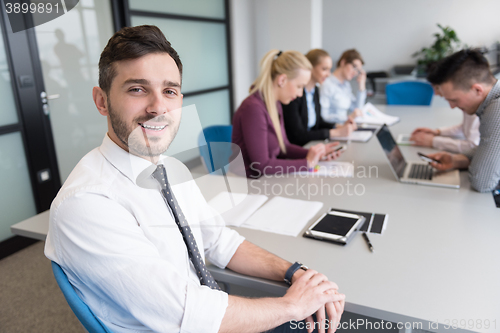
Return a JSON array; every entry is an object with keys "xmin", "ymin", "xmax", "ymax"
[{"xmin": 362, "ymin": 232, "xmax": 374, "ymax": 252}]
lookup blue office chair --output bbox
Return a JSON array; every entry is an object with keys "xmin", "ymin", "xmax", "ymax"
[
  {"xmin": 198, "ymin": 125, "xmax": 233, "ymax": 173},
  {"xmin": 385, "ymin": 81, "xmax": 434, "ymax": 106},
  {"xmin": 51, "ymin": 261, "xmax": 112, "ymax": 333}
]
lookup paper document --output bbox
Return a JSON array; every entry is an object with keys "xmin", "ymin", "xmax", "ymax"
[
  {"xmin": 355, "ymin": 103, "xmax": 400, "ymax": 126},
  {"xmin": 396, "ymin": 134, "xmax": 414, "ymax": 145},
  {"xmin": 208, "ymin": 192, "xmax": 268, "ymax": 227},
  {"xmin": 295, "ymin": 161, "xmax": 354, "ymax": 177},
  {"xmin": 242, "ymin": 196, "xmax": 323, "ymax": 237},
  {"xmin": 330, "ymin": 130, "xmax": 373, "ymax": 142}
]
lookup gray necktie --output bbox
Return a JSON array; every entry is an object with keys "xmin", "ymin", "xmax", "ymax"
[{"xmin": 152, "ymin": 164, "xmax": 221, "ymax": 290}]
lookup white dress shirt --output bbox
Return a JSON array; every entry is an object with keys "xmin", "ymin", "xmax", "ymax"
[
  {"xmin": 45, "ymin": 134, "xmax": 245, "ymax": 333},
  {"xmin": 433, "ymin": 112, "xmax": 480, "ymax": 154},
  {"xmin": 320, "ymin": 74, "xmax": 367, "ymax": 123}
]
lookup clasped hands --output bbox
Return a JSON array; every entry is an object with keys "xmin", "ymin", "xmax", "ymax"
[
  {"xmin": 285, "ymin": 269, "xmax": 345, "ymax": 333},
  {"xmin": 410, "ymin": 127, "xmax": 440, "ymax": 147}
]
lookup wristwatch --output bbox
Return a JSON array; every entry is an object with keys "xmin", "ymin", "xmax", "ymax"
[{"xmin": 284, "ymin": 262, "xmax": 308, "ymax": 285}]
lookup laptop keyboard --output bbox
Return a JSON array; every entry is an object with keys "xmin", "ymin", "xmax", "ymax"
[{"xmin": 408, "ymin": 164, "xmax": 434, "ymax": 180}]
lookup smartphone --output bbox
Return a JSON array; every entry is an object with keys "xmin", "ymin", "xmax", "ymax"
[
  {"xmin": 304, "ymin": 211, "xmax": 365, "ymax": 244},
  {"xmin": 321, "ymin": 145, "xmax": 346, "ymax": 161},
  {"xmin": 418, "ymin": 152, "xmax": 440, "ymax": 164},
  {"xmin": 334, "ymin": 145, "xmax": 347, "ymax": 152}
]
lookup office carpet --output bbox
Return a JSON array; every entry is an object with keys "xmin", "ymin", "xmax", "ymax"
[{"xmin": 0, "ymin": 241, "xmax": 84, "ymax": 333}]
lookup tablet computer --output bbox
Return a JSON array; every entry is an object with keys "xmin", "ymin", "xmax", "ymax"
[{"xmin": 303, "ymin": 210, "xmax": 365, "ymax": 245}]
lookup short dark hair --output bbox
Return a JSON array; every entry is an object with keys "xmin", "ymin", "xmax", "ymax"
[
  {"xmin": 98, "ymin": 25, "xmax": 183, "ymax": 95},
  {"xmin": 426, "ymin": 49, "xmax": 495, "ymax": 90},
  {"xmin": 336, "ymin": 49, "xmax": 364, "ymax": 68}
]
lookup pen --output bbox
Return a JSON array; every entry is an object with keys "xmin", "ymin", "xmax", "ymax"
[{"xmin": 362, "ymin": 232, "xmax": 374, "ymax": 252}]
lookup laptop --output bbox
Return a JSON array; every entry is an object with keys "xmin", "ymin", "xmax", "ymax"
[{"xmin": 375, "ymin": 124, "xmax": 460, "ymax": 188}]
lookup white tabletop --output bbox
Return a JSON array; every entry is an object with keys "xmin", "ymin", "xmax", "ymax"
[
  {"xmin": 12, "ymin": 105, "xmax": 500, "ymax": 333},
  {"xmin": 200, "ymin": 105, "xmax": 500, "ymax": 333}
]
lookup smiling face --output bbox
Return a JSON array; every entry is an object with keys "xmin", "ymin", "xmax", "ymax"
[
  {"xmin": 276, "ymin": 68, "xmax": 311, "ymax": 104},
  {"xmin": 94, "ymin": 53, "xmax": 183, "ymax": 159},
  {"xmin": 311, "ymin": 56, "xmax": 333, "ymax": 84},
  {"xmin": 438, "ymin": 81, "xmax": 483, "ymax": 115}
]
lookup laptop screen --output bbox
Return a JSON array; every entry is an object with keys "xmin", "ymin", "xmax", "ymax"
[{"xmin": 376, "ymin": 124, "xmax": 407, "ymax": 179}]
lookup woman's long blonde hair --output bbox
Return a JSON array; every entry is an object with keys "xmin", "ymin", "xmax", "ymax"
[{"xmin": 250, "ymin": 49, "xmax": 312, "ymax": 153}]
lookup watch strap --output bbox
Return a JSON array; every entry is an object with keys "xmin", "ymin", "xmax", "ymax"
[{"xmin": 284, "ymin": 262, "xmax": 307, "ymax": 285}]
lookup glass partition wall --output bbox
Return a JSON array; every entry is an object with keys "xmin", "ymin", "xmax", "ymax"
[
  {"xmin": 128, "ymin": 0, "xmax": 234, "ymax": 162},
  {"xmin": 0, "ymin": 0, "xmax": 233, "ymax": 247}
]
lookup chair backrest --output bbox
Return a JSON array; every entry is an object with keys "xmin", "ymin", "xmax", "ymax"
[
  {"xmin": 198, "ymin": 125, "xmax": 233, "ymax": 173},
  {"xmin": 51, "ymin": 261, "xmax": 112, "ymax": 333},
  {"xmin": 385, "ymin": 81, "xmax": 434, "ymax": 106},
  {"xmin": 366, "ymin": 71, "xmax": 389, "ymax": 94}
]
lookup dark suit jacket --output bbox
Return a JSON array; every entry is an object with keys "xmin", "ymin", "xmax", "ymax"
[{"xmin": 282, "ymin": 87, "xmax": 336, "ymax": 146}]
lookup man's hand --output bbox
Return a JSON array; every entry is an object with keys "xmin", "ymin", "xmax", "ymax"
[
  {"xmin": 427, "ymin": 152, "xmax": 453, "ymax": 171},
  {"xmin": 410, "ymin": 132, "xmax": 434, "ymax": 147},
  {"xmin": 411, "ymin": 127, "xmax": 440, "ymax": 136},
  {"xmin": 222, "ymin": 241, "xmax": 347, "ymax": 333},
  {"xmin": 428, "ymin": 152, "xmax": 470, "ymax": 171},
  {"xmin": 284, "ymin": 269, "xmax": 345, "ymax": 333}
]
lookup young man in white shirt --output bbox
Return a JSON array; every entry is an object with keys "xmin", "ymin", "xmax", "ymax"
[
  {"xmin": 44, "ymin": 25, "xmax": 345, "ymax": 333},
  {"xmin": 426, "ymin": 49, "xmax": 500, "ymax": 192},
  {"xmin": 410, "ymin": 85, "xmax": 480, "ymax": 154}
]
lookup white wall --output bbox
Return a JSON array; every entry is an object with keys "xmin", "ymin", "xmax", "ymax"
[
  {"xmin": 322, "ymin": 0, "xmax": 500, "ymax": 72},
  {"xmin": 230, "ymin": 0, "xmax": 256, "ymax": 111},
  {"xmin": 230, "ymin": 0, "xmax": 323, "ymax": 110}
]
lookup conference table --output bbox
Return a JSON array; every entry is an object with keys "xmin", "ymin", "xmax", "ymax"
[{"xmin": 12, "ymin": 105, "xmax": 500, "ymax": 333}]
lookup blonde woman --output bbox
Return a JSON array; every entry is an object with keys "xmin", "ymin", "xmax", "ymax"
[{"xmin": 232, "ymin": 50, "xmax": 341, "ymax": 178}]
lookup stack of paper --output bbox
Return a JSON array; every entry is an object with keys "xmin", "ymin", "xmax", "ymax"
[
  {"xmin": 295, "ymin": 161, "xmax": 354, "ymax": 177},
  {"xmin": 355, "ymin": 103, "xmax": 400, "ymax": 126},
  {"xmin": 329, "ymin": 130, "xmax": 373, "ymax": 142},
  {"xmin": 243, "ymin": 196, "xmax": 324, "ymax": 237},
  {"xmin": 208, "ymin": 192, "xmax": 268, "ymax": 227}
]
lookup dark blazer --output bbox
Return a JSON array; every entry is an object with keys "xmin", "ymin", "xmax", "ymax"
[{"xmin": 282, "ymin": 87, "xmax": 336, "ymax": 146}]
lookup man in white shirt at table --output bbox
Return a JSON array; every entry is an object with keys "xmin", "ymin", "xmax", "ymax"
[
  {"xmin": 44, "ymin": 25, "xmax": 344, "ymax": 333},
  {"xmin": 410, "ymin": 85, "xmax": 480, "ymax": 154},
  {"xmin": 425, "ymin": 49, "xmax": 500, "ymax": 192}
]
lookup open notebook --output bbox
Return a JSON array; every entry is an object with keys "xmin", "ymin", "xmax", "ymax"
[{"xmin": 208, "ymin": 193, "xmax": 323, "ymax": 237}]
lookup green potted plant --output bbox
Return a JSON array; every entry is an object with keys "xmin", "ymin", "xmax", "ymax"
[{"xmin": 413, "ymin": 24, "xmax": 461, "ymax": 77}]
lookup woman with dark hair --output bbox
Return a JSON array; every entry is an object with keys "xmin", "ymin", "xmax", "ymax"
[
  {"xmin": 232, "ymin": 49, "xmax": 341, "ymax": 178},
  {"xmin": 282, "ymin": 49, "xmax": 356, "ymax": 146},
  {"xmin": 320, "ymin": 49, "xmax": 367, "ymax": 123}
]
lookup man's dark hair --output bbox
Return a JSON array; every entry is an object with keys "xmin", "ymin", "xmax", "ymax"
[
  {"xmin": 426, "ymin": 49, "xmax": 495, "ymax": 90},
  {"xmin": 98, "ymin": 25, "xmax": 183, "ymax": 95}
]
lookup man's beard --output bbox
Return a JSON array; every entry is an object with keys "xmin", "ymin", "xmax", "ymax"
[{"xmin": 107, "ymin": 101, "xmax": 180, "ymax": 157}]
